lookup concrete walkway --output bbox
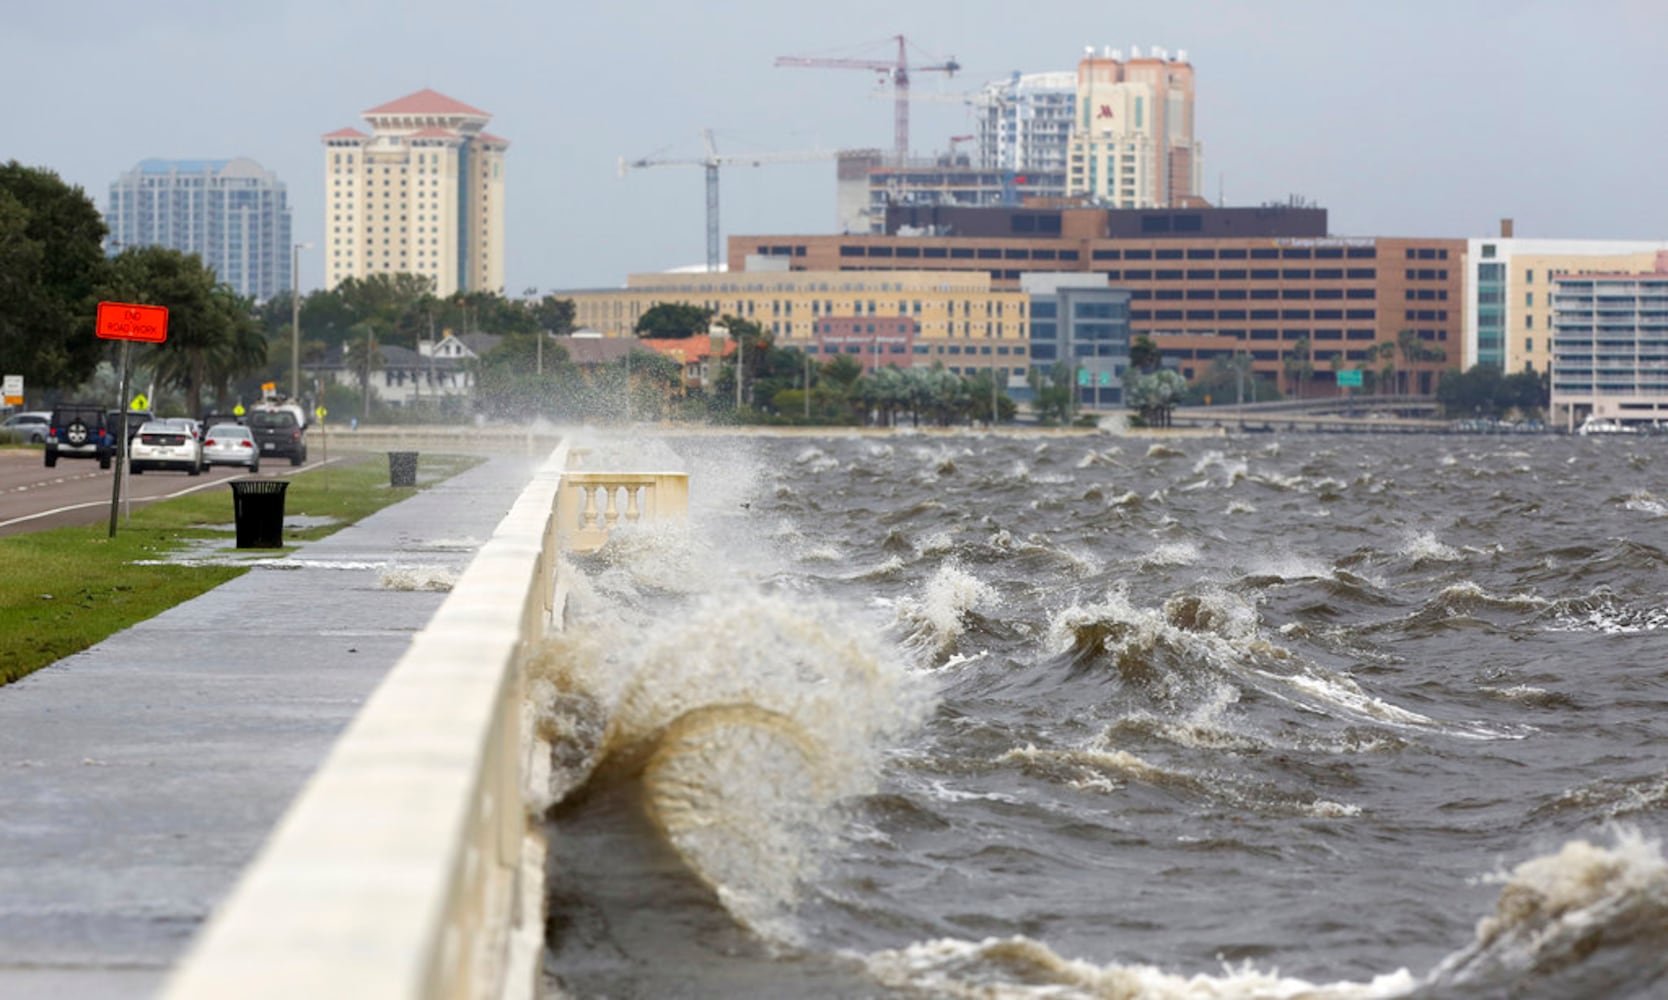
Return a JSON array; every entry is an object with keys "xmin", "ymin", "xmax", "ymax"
[{"xmin": 0, "ymin": 455, "xmax": 541, "ymax": 1000}]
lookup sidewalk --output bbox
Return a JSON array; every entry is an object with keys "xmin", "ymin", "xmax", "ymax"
[{"xmin": 0, "ymin": 455, "xmax": 541, "ymax": 1000}]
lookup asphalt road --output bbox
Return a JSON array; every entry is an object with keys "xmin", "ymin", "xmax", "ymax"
[{"xmin": 0, "ymin": 448, "xmax": 305, "ymax": 538}]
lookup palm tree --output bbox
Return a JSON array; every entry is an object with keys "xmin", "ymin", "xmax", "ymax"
[{"xmin": 342, "ymin": 321, "xmax": 384, "ymax": 420}]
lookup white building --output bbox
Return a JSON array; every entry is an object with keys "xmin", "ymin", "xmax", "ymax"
[
  {"xmin": 971, "ymin": 71, "xmax": 1077, "ymax": 181},
  {"xmin": 322, "ymin": 89, "xmax": 507, "ymax": 297},
  {"xmin": 1463, "ymin": 236, "xmax": 1668, "ymax": 373},
  {"xmin": 1550, "ymin": 255, "xmax": 1668, "ymax": 429}
]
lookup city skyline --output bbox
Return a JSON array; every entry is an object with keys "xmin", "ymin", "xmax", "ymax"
[{"xmin": 5, "ymin": 0, "xmax": 1667, "ymax": 295}]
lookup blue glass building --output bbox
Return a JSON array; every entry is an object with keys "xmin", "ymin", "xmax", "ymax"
[{"xmin": 106, "ymin": 158, "xmax": 293, "ymax": 301}]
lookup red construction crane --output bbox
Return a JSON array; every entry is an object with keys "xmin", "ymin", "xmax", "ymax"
[{"xmin": 775, "ymin": 35, "xmax": 959, "ymax": 167}]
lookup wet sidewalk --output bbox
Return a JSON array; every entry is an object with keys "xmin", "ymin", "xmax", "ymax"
[{"xmin": 0, "ymin": 455, "xmax": 541, "ymax": 1000}]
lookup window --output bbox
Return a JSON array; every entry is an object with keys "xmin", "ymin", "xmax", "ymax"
[{"xmin": 1525, "ymin": 292, "xmax": 1533, "ymax": 307}]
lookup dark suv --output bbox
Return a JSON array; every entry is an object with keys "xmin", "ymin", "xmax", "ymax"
[
  {"xmin": 246, "ymin": 409, "xmax": 307, "ymax": 466},
  {"xmin": 45, "ymin": 403, "xmax": 113, "ymax": 469}
]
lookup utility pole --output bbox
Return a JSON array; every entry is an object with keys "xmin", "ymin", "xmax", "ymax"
[{"xmin": 803, "ymin": 353, "xmax": 811, "ymax": 420}]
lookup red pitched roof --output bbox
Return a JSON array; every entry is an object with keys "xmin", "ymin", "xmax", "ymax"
[
  {"xmin": 409, "ymin": 126, "xmax": 458, "ymax": 139},
  {"xmin": 322, "ymin": 127, "xmax": 369, "ymax": 139},
  {"xmin": 476, "ymin": 131, "xmax": 510, "ymax": 146},
  {"xmin": 364, "ymin": 88, "xmax": 489, "ymax": 118},
  {"xmin": 639, "ymin": 337, "xmax": 734, "ymax": 360}
]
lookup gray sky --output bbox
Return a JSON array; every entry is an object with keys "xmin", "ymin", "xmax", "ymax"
[{"xmin": 6, "ymin": 0, "xmax": 1667, "ymax": 295}]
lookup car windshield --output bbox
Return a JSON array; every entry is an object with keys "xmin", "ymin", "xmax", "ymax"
[
  {"xmin": 206, "ymin": 425, "xmax": 247, "ymax": 438},
  {"xmin": 247, "ymin": 412, "xmax": 294, "ymax": 428}
]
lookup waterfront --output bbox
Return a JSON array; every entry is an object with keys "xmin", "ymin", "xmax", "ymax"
[{"xmin": 537, "ymin": 430, "xmax": 1668, "ymax": 998}]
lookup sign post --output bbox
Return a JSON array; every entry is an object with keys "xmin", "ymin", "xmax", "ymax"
[{"xmin": 97, "ymin": 302, "xmax": 168, "ymax": 538}]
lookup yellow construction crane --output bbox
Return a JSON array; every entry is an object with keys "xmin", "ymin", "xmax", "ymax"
[{"xmin": 620, "ymin": 129, "xmax": 837, "ymax": 272}]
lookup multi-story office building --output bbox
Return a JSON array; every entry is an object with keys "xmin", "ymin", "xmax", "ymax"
[
  {"xmin": 1022, "ymin": 273, "xmax": 1132, "ymax": 408},
  {"xmin": 106, "ymin": 158, "xmax": 292, "ymax": 300},
  {"xmin": 558, "ymin": 265, "xmax": 1031, "ymax": 383},
  {"xmin": 1067, "ymin": 47, "xmax": 1201, "ymax": 208},
  {"xmin": 1549, "ymin": 256, "xmax": 1668, "ymax": 428},
  {"xmin": 1465, "ymin": 235, "xmax": 1668, "ymax": 373},
  {"xmin": 321, "ymin": 88, "xmax": 507, "ymax": 297},
  {"xmin": 732, "ymin": 204, "xmax": 1466, "ymax": 396}
]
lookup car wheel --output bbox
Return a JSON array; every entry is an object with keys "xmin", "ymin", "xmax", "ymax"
[
  {"xmin": 249, "ymin": 460, "xmax": 260, "ymax": 473},
  {"xmin": 30, "ymin": 432, "xmax": 44, "ymax": 444},
  {"xmin": 131, "ymin": 465, "xmax": 143, "ymax": 474},
  {"xmin": 44, "ymin": 451, "xmax": 57, "ymax": 468},
  {"xmin": 99, "ymin": 453, "xmax": 111, "ymax": 470},
  {"xmin": 65, "ymin": 420, "xmax": 88, "ymax": 447}
]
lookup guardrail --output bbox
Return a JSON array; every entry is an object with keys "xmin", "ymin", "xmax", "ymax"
[
  {"xmin": 557, "ymin": 471, "xmax": 690, "ymax": 555},
  {"xmin": 315, "ymin": 426, "xmax": 563, "ymax": 456},
  {"xmin": 166, "ymin": 441, "xmax": 698, "ymax": 1000}
]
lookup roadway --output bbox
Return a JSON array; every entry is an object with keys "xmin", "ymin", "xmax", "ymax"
[{"xmin": 0, "ymin": 450, "xmax": 305, "ymax": 538}]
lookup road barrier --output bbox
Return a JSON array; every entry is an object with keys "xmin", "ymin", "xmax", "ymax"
[{"xmin": 165, "ymin": 441, "xmax": 689, "ymax": 1000}]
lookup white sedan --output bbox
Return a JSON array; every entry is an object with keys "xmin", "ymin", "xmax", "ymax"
[
  {"xmin": 129, "ymin": 420, "xmax": 203, "ymax": 475},
  {"xmin": 201, "ymin": 423, "xmax": 260, "ymax": 472}
]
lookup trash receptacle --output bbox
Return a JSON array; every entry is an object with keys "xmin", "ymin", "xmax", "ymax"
[
  {"xmin": 230, "ymin": 479, "xmax": 289, "ymax": 549},
  {"xmin": 388, "ymin": 451, "xmax": 419, "ymax": 487}
]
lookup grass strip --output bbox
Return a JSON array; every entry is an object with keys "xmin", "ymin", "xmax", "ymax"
[{"xmin": 0, "ymin": 453, "xmax": 482, "ymax": 686}]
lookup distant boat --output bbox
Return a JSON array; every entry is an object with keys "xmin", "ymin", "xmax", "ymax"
[{"xmin": 1578, "ymin": 416, "xmax": 1638, "ymax": 436}]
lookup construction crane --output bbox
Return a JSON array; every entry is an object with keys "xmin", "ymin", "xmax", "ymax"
[
  {"xmin": 620, "ymin": 129, "xmax": 837, "ymax": 272},
  {"xmin": 775, "ymin": 34, "xmax": 959, "ymax": 167}
]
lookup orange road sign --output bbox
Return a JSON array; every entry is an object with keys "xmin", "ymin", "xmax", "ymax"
[{"xmin": 96, "ymin": 301, "xmax": 169, "ymax": 343}]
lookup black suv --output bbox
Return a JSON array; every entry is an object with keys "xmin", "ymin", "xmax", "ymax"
[
  {"xmin": 246, "ymin": 409, "xmax": 307, "ymax": 466},
  {"xmin": 45, "ymin": 403, "xmax": 113, "ymax": 469}
]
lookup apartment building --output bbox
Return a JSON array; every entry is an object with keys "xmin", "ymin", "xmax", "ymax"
[
  {"xmin": 1465, "ymin": 236, "xmax": 1668, "ymax": 373},
  {"xmin": 106, "ymin": 158, "xmax": 292, "ymax": 300},
  {"xmin": 1549, "ymin": 255, "xmax": 1668, "ymax": 428},
  {"xmin": 322, "ymin": 88, "xmax": 507, "ymax": 297}
]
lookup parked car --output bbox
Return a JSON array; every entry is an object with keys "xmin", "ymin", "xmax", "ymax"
[
  {"xmin": 1, "ymin": 411, "xmax": 51, "ymax": 444},
  {"xmin": 45, "ymin": 403, "xmax": 113, "ymax": 469},
  {"xmin": 246, "ymin": 408, "xmax": 307, "ymax": 466},
  {"xmin": 201, "ymin": 423, "xmax": 260, "ymax": 472},
  {"xmin": 108, "ymin": 409, "xmax": 155, "ymax": 446},
  {"xmin": 129, "ymin": 420, "xmax": 203, "ymax": 475}
]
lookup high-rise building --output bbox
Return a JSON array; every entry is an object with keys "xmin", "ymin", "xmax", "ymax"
[
  {"xmin": 106, "ymin": 158, "xmax": 292, "ymax": 301},
  {"xmin": 972, "ymin": 71, "xmax": 1077, "ymax": 178},
  {"xmin": 1067, "ymin": 46, "xmax": 1201, "ymax": 208},
  {"xmin": 322, "ymin": 89, "xmax": 508, "ymax": 297}
]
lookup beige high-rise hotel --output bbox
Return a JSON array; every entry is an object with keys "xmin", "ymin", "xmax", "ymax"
[
  {"xmin": 1067, "ymin": 46, "xmax": 1201, "ymax": 208},
  {"xmin": 322, "ymin": 89, "xmax": 507, "ymax": 297}
]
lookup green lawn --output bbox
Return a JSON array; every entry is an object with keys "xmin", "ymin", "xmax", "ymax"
[{"xmin": 0, "ymin": 454, "xmax": 482, "ymax": 686}]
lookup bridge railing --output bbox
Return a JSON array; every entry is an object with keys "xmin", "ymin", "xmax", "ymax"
[{"xmin": 165, "ymin": 441, "xmax": 688, "ymax": 1000}]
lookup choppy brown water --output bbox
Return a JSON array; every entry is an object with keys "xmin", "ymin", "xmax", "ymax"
[{"xmin": 536, "ymin": 430, "xmax": 1668, "ymax": 999}]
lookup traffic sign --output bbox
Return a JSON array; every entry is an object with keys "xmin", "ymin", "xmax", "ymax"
[
  {"xmin": 1337, "ymin": 369, "xmax": 1363, "ymax": 388},
  {"xmin": 2, "ymin": 374, "xmax": 20, "ymax": 407},
  {"xmin": 315, "ymin": 406, "xmax": 328, "ymax": 421},
  {"xmin": 130, "ymin": 394, "xmax": 148, "ymax": 411},
  {"xmin": 96, "ymin": 302, "xmax": 168, "ymax": 344}
]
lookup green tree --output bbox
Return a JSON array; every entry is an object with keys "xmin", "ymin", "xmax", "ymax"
[
  {"xmin": 1126, "ymin": 370, "xmax": 1188, "ymax": 428},
  {"xmin": 635, "ymin": 302, "xmax": 714, "ymax": 339},
  {"xmin": 101, "ymin": 246, "xmax": 259, "ymax": 416},
  {"xmin": 0, "ymin": 162, "xmax": 110, "ymax": 391},
  {"xmin": 1128, "ymin": 335, "xmax": 1160, "ymax": 374}
]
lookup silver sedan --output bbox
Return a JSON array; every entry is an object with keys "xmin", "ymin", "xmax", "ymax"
[{"xmin": 200, "ymin": 423, "xmax": 260, "ymax": 472}]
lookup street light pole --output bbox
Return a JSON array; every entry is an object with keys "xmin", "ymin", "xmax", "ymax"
[{"xmin": 289, "ymin": 242, "xmax": 312, "ymax": 401}]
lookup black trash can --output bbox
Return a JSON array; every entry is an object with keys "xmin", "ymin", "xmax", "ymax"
[
  {"xmin": 388, "ymin": 451, "xmax": 419, "ymax": 487},
  {"xmin": 230, "ymin": 479, "xmax": 289, "ymax": 549}
]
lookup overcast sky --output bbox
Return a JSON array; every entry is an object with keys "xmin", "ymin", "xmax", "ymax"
[{"xmin": 6, "ymin": 0, "xmax": 1667, "ymax": 296}]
